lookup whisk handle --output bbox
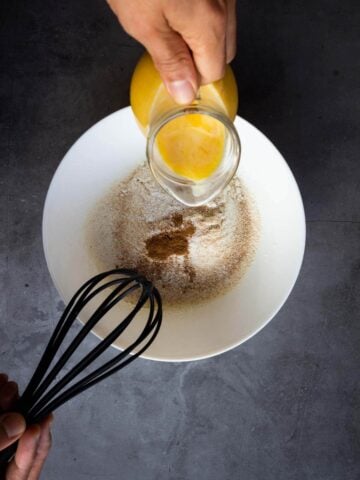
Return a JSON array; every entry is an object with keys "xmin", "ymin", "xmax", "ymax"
[{"xmin": 0, "ymin": 442, "xmax": 17, "ymax": 472}]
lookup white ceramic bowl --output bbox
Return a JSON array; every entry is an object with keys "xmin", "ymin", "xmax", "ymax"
[{"xmin": 42, "ymin": 107, "xmax": 305, "ymax": 362}]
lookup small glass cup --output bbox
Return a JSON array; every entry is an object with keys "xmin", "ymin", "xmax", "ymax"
[{"xmin": 146, "ymin": 94, "xmax": 241, "ymax": 207}]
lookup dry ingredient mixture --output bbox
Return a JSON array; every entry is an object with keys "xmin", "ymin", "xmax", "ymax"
[{"xmin": 86, "ymin": 163, "xmax": 259, "ymax": 305}]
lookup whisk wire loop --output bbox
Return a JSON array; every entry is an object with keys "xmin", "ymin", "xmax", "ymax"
[
  {"xmin": 0, "ymin": 269, "xmax": 162, "ymax": 468},
  {"xmin": 29, "ymin": 285, "xmax": 162, "ymax": 423},
  {"xmin": 27, "ymin": 280, "xmax": 150, "ymax": 419},
  {"xmin": 20, "ymin": 273, "xmax": 141, "ymax": 411},
  {"xmin": 20, "ymin": 270, "xmax": 140, "ymax": 406}
]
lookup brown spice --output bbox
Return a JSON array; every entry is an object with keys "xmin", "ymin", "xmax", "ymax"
[
  {"xmin": 145, "ymin": 223, "xmax": 195, "ymax": 261},
  {"xmin": 172, "ymin": 213, "xmax": 183, "ymax": 227}
]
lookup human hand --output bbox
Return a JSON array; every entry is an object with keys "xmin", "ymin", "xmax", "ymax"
[
  {"xmin": 0, "ymin": 374, "xmax": 52, "ymax": 480},
  {"xmin": 107, "ymin": 0, "xmax": 237, "ymax": 104}
]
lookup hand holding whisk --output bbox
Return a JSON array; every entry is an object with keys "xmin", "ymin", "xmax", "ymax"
[{"xmin": 0, "ymin": 268, "xmax": 162, "ymax": 467}]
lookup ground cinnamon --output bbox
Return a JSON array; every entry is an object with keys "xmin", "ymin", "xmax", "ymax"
[{"xmin": 145, "ymin": 223, "xmax": 195, "ymax": 260}]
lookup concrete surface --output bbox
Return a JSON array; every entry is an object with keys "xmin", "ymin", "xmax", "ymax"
[{"xmin": 1, "ymin": 0, "xmax": 359, "ymax": 478}]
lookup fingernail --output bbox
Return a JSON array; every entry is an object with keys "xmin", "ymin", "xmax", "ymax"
[
  {"xmin": 167, "ymin": 80, "xmax": 195, "ymax": 105},
  {"xmin": 1, "ymin": 414, "xmax": 26, "ymax": 438}
]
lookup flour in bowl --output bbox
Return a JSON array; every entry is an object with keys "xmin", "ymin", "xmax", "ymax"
[{"xmin": 86, "ymin": 163, "xmax": 259, "ymax": 305}]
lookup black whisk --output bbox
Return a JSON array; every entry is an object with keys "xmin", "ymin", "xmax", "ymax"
[{"xmin": 0, "ymin": 268, "xmax": 162, "ymax": 467}]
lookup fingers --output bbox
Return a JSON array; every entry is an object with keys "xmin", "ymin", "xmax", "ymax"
[
  {"xmin": 1, "ymin": 416, "xmax": 53, "ymax": 480},
  {"xmin": 166, "ymin": 1, "xmax": 227, "ymax": 85},
  {"xmin": 145, "ymin": 32, "xmax": 198, "ymax": 105},
  {"xmin": 0, "ymin": 413, "xmax": 26, "ymax": 450},
  {"xmin": 112, "ymin": 0, "xmax": 198, "ymax": 104},
  {"xmin": 226, "ymin": 0, "xmax": 237, "ymax": 63},
  {"xmin": 27, "ymin": 415, "xmax": 53, "ymax": 480},
  {"xmin": 108, "ymin": 0, "xmax": 237, "ymax": 103},
  {"xmin": 0, "ymin": 374, "xmax": 8, "ymax": 387},
  {"xmin": 0, "ymin": 375, "xmax": 25, "ymax": 452},
  {"xmin": 0, "ymin": 381, "xmax": 19, "ymax": 412},
  {"xmin": 0, "ymin": 375, "xmax": 53, "ymax": 479},
  {"xmin": 124, "ymin": 3, "xmax": 199, "ymax": 103},
  {"xmin": 6, "ymin": 425, "xmax": 41, "ymax": 480}
]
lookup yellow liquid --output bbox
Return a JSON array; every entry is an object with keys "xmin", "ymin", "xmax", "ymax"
[
  {"xmin": 130, "ymin": 53, "xmax": 238, "ymax": 181},
  {"xmin": 156, "ymin": 114, "xmax": 225, "ymax": 180}
]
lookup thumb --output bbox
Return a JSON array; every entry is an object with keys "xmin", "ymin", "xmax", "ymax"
[
  {"xmin": 145, "ymin": 32, "xmax": 199, "ymax": 105},
  {"xmin": 0, "ymin": 413, "xmax": 26, "ymax": 450}
]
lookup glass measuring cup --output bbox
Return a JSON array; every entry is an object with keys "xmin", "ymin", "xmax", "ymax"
[{"xmin": 131, "ymin": 53, "xmax": 241, "ymax": 206}]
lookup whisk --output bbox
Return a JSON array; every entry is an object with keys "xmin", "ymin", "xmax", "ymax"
[{"xmin": 0, "ymin": 268, "xmax": 162, "ymax": 467}]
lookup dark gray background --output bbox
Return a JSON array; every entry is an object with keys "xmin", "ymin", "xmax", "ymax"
[{"xmin": 1, "ymin": 0, "xmax": 359, "ymax": 478}]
